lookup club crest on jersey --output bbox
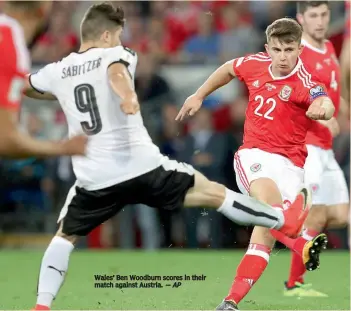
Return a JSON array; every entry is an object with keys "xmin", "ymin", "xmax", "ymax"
[
  {"xmin": 279, "ymin": 85, "xmax": 292, "ymax": 101},
  {"xmin": 311, "ymin": 184, "xmax": 319, "ymax": 193},
  {"xmin": 250, "ymin": 163, "xmax": 261, "ymax": 172},
  {"xmin": 309, "ymin": 85, "xmax": 327, "ymax": 100}
]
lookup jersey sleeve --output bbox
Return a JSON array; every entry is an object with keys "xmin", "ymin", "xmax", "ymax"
[
  {"xmin": 296, "ymin": 62, "xmax": 330, "ymax": 108},
  {"xmin": 105, "ymin": 45, "xmax": 138, "ymax": 78},
  {"xmin": 232, "ymin": 56, "xmax": 250, "ymax": 81},
  {"xmin": 298, "ymin": 83, "xmax": 329, "ymax": 108},
  {"xmin": 232, "ymin": 53, "xmax": 266, "ymax": 82},
  {"xmin": 29, "ymin": 63, "xmax": 56, "ymax": 94}
]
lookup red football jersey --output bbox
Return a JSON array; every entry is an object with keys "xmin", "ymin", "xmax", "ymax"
[
  {"xmin": 300, "ymin": 39, "xmax": 340, "ymax": 149},
  {"xmin": 232, "ymin": 52, "xmax": 328, "ymax": 168},
  {"xmin": 0, "ymin": 14, "xmax": 30, "ymax": 111}
]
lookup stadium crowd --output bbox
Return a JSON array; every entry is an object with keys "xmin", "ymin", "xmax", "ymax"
[{"xmin": 0, "ymin": 1, "xmax": 349, "ymax": 250}]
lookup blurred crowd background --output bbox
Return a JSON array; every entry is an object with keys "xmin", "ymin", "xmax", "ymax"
[{"xmin": 0, "ymin": 1, "xmax": 349, "ymax": 251}]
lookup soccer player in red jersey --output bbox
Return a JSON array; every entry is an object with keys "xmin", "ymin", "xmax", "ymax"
[
  {"xmin": 176, "ymin": 18, "xmax": 334, "ymax": 310},
  {"xmin": 0, "ymin": 1, "xmax": 87, "ymax": 158},
  {"xmin": 282, "ymin": 1, "xmax": 350, "ymax": 297}
]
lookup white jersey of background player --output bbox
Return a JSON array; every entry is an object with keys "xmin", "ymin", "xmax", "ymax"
[
  {"xmin": 29, "ymin": 45, "xmax": 162, "ymax": 190},
  {"xmin": 24, "ymin": 4, "xmax": 310, "ymax": 311}
]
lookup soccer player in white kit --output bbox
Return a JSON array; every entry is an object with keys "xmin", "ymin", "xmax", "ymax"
[{"xmin": 23, "ymin": 4, "xmax": 311, "ymax": 310}]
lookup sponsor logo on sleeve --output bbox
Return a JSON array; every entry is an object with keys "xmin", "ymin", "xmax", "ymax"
[{"xmin": 309, "ymin": 85, "xmax": 327, "ymax": 100}]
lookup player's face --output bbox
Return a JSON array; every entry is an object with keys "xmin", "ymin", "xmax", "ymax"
[
  {"xmin": 297, "ymin": 4, "xmax": 330, "ymax": 42},
  {"xmin": 265, "ymin": 38, "xmax": 302, "ymax": 76}
]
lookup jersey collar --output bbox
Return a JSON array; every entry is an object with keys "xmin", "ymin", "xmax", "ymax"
[
  {"xmin": 301, "ymin": 38, "xmax": 327, "ymax": 54},
  {"xmin": 268, "ymin": 57, "xmax": 302, "ymax": 80}
]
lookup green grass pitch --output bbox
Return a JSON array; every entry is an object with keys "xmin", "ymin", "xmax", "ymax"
[{"xmin": 0, "ymin": 249, "xmax": 349, "ymax": 310}]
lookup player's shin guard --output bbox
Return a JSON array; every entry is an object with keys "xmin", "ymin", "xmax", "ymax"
[
  {"xmin": 217, "ymin": 188, "xmax": 284, "ymax": 229},
  {"xmin": 36, "ymin": 236, "xmax": 74, "ymax": 309},
  {"xmin": 287, "ymin": 229, "xmax": 319, "ymax": 287},
  {"xmin": 225, "ymin": 243, "xmax": 271, "ymax": 304}
]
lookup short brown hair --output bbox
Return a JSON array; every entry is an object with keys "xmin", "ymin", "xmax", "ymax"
[
  {"xmin": 81, "ymin": 2, "xmax": 125, "ymax": 41},
  {"xmin": 297, "ymin": 1, "xmax": 329, "ymax": 14},
  {"xmin": 266, "ymin": 18, "xmax": 303, "ymax": 44}
]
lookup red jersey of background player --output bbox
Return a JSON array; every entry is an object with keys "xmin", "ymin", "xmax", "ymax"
[
  {"xmin": 300, "ymin": 39, "xmax": 340, "ymax": 150},
  {"xmin": 232, "ymin": 52, "xmax": 328, "ymax": 168},
  {"xmin": 0, "ymin": 14, "xmax": 30, "ymax": 111}
]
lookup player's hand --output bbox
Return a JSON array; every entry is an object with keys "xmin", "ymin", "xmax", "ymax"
[
  {"xmin": 306, "ymin": 103, "xmax": 327, "ymax": 120},
  {"xmin": 61, "ymin": 135, "xmax": 88, "ymax": 156},
  {"xmin": 175, "ymin": 94, "xmax": 203, "ymax": 121},
  {"xmin": 318, "ymin": 117, "xmax": 340, "ymax": 137},
  {"xmin": 120, "ymin": 94, "xmax": 140, "ymax": 115}
]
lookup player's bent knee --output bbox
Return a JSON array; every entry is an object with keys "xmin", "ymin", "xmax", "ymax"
[
  {"xmin": 250, "ymin": 178, "xmax": 282, "ymax": 205},
  {"xmin": 56, "ymin": 231, "xmax": 78, "ymax": 245},
  {"xmin": 305, "ymin": 206, "xmax": 328, "ymax": 231},
  {"xmin": 56, "ymin": 222, "xmax": 79, "ymax": 245},
  {"xmin": 204, "ymin": 181, "xmax": 226, "ymax": 207},
  {"xmin": 328, "ymin": 204, "xmax": 350, "ymax": 227},
  {"xmin": 336, "ymin": 206, "xmax": 350, "ymax": 227}
]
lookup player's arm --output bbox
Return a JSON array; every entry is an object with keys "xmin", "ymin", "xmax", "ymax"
[
  {"xmin": 0, "ymin": 108, "xmax": 86, "ymax": 158},
  {"xmin": 108, "ymin": 63, "xmax": 139, "ymax": 115},
  {"xmin": 302, "ymin": 81, "xmax": 334, "ymax": 121},
  {"xmin": 0, "ymin": 67, "xmax": 86, "ymax": 157},
  {"xmin": 24, "ymin": 75, "xmax": 57, "ymax": 100},
  {"xmin": 338, "ymin": 96, "xmax": 349, "ymax": 116},
  {"xmin": 176, "ymin": 60, "xmax": 237, "ymax": 121},
  {"xmin": 193, "ymin": 60, "xmax": 236, "ymax": 100},
  {"xmin": 306, "ymin": 96, "xmax": 335, "ymax": 120},
  {"xmin": 24, "ymin": 64, "xmax": 57, "ymax": 101},
  {"xmin": 340, "ymin": 38, "xmax": 350, "ymax": 103},
  {"xmin": 105, "ymin": 46, "xmax": 139, "ymax": 115}
]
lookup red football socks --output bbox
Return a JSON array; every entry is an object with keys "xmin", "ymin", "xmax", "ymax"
[
  {"xmin": 270, "ymin": 229, "xmax": 308, "ymax": 256},
  {"xmin": 286, "ymin": 229, "xmax": 319, "ymax": 287},
  {"xmin": 225, "ymin": 243, "xmax": 271, "ymax": 304},
  {"xmin": 269, "ymin": 203, "xmax": 307, "ymax": 255}
]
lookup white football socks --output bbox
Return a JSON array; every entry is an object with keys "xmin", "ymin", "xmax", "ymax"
[
  {"xmin": 37, "ymin": 236, "xmax": 74, "ymax": 307},
  {"xmin": 217, "ymin": 188, "xmax": 284, "ymax": 229}
]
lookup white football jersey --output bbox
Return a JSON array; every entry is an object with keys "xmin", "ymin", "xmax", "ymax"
[{"xmin": 29, "ymin": 46, "xmax": 163, "ymax": 191}]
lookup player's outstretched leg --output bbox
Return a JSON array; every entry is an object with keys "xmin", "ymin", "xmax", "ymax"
[
  {"xmin": 184, "ymin": 170, "xmax": 310, "ymax": 237},
  {"xmin": 32, "ymin": 225, "xmax": 77, "ymax": 311}
]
